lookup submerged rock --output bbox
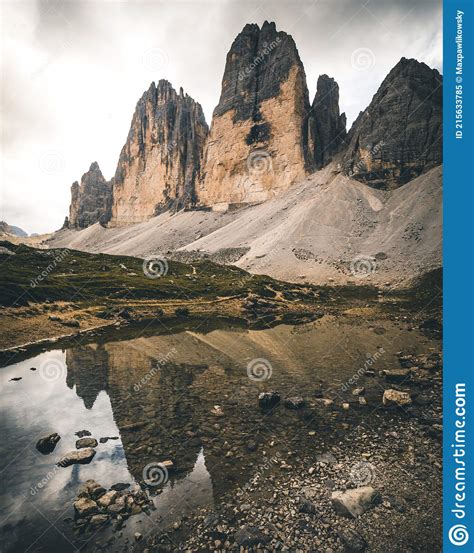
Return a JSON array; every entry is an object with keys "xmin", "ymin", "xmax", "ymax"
[
  {"xmin": 314, "ymin": 398, "xmax": 333, "ymax": 406},
  {"xmin": 36, "ymin": 433, "xmax": 61, "ymax": 454},
  {"xmin": 246, "ymin": 439, "xmax": 258, "ymax": 452},
  {"xmin": 211, "ymin": 405, "xmax": 224, "ymax": 417},
  {"xmin": 299, "ymin": 499, "xmax": 319, "ymax": 515},
  {"xmin": 234, "ymin": 526, "xmax": 271, "ymax": 547},
  {"xmin": 75, "ymin": 429, "xmax": 91, "ymax": 437},
  {"xmin": 316, "ymin": 452, "xmax": 337, "ymax": 464},
  {"xmin": 90, "ymin": 514, "xmax": 109, "ymax": 527},
  {"xmin": 99, "ymin": 436, "xmax": 119, "ymax": 443}
]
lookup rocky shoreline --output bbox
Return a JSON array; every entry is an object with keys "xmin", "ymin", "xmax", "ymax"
[{"xmin": 49, "ymin": 350, "xmax": 441, "ymax": 552}]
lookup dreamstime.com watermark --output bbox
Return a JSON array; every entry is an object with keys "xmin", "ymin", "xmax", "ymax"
[
  {"xmin": 238, "ymin": 37, "xmax": 282, "ymax": 81},
  {"xmin": 30, "ymin": 249, "xmax": 70, "ymax": 288},
  {"xmin": 142, "ymin": 255, "xmax": 169, "ymax": 279},
  {"xmin": 129, "ymin": 347, "xmax": 178, "ymax": 394},
  {"xmin": 340, "ymin": 348, "xmax": 385, "ymax": 392},
  {"xmin": 338, "ymin": 140, "xmax": 385, "ymax": 181},
  {"xmin": 39, "ymin": 356, "xmax": 67, "ymax": 383},
  {"xmin": 448, "ymin": 382, "xmax": 469, "ymax": 546},
  {"xmin": 240, "ymin": 452, "xmax": 282, "ymax": 493},
  {"xmin": 142, "ymin": 462, "xmax": 169, "ymax": 486},
  {"xmin": 247, "ymin": 358, "xmax": 273, "ymax": 381},
  {"xmin": 30, "ymin": 465, "xmax": 61, "ymax": 496}
]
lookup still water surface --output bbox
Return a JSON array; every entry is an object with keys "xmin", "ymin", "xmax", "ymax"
[{"xmin": 0, "ymin": 316, "xmax": 437, "ymax": 552}]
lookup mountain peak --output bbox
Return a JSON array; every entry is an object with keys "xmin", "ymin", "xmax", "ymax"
[
  {"xmin": 109, "ymin": 79, "xmax": 209, "ymax": 225},
  {"xmin": 198, "ymin": 21, "xmax": 312, "ymax": 208},
  {"xmin": 311, "ymin": 75, "xmax": 346, "ymax": 168},
  {"xmin": 342, "ymin": 57, "xmax": 442, "ymax": 187},
  {"xmin": 214, "ymin": 21, "xmax": 303, "ymax": 121},
  {"xmin": 68, "ymin": 163, "xmax": 112, "ymax": 229}
]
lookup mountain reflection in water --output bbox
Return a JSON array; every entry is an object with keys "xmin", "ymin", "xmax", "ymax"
[{"xmin": 0, "ymin": 317, "xmax": 437, "ymax": 552}]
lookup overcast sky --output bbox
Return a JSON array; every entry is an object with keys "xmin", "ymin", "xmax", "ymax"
[{"xmin": 1, "ymin": 0, "xmax": 442, "ymax": 235}]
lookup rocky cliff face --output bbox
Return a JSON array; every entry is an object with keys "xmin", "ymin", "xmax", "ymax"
[
  {"xmin": 341, "ymin": 57, "xmax": 442, "ymax": 188},
  {"xmin": 311, "ymin": 75, "xmax": 346, "ymax": 168},
  {"xmin": 198, "ymin": 21, "xmax": 314, "ymax": 209},
  {"xmin": 64, "ymin": 30, "xmax": 443, "ymax": 229},
  {"xmin": 109, "ymin": 80, "xmax": 208, "ymax": 226},
  {"xmin": 67, "ymin": 162, "xmax": 112, "ymax": 229}
]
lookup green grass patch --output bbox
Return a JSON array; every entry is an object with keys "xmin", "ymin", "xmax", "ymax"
[{"xmin": 0, "ymin": 242, "xmax": 316, "ymax": 307}]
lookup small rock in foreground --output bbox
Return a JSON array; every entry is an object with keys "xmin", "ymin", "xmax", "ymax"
[
  {"xmin": 383, "ymin": 389, "xmax": 412, "ymax": 406},
  {"xmin": 57, "ymin": 448, "xmax": 96, "ymax": 467},
  {"xmin": 258, "ymin": 391, "xmax": 281, "ymax": 409},
  {"xmin": 74, "ymin": 497, "xmax": 98, "ymax": 517},
  {"xmin": 382, "ymin": 369, "xmax": 411, "ymax": 383},
  {"xmin": 99, "ymin": 436, "xmax": 119, "ymax": 443},
  {"xmin": 337, "ymin": 527, "xmax": 368, "ymax": 552},
  {"xmin": 36, "ymin": 433, "xmax": 61, "ymax": 454},
  {"xmin": 331, "ymin": 486, "xmax": 381, "ymax": 518},
  {"xmin": 284, "ymin": 396, "xmax": 305, "ymax": 409},
  {"xmin": 234, "ymin": 526, "xmax": 271, "ymax": 547},
  {"xmin": 76, "ymin": 437, "xmax": 98, "ymax": 449}
]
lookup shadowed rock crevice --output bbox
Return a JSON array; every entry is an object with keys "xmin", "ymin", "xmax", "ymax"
[{"xmin": 311, "ymin": 75, "xmax": 347, "ymax": 168}]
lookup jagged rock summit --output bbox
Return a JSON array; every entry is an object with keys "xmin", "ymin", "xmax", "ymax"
[
  {"xmin": 311, "ymin": 75, "xmax": 347, "ymax": 168},
  {"xmin": 341, "ymin": 57, "xmax": 442, "ymax": 188},
  {"xmin": 67, "ymin": 162, "xmax": 112, "ymax": 229},
  {"xmin": 109, "ymin": 80, "xmax": 208, "ymax": 226},
  {"xmin": 198, "ymin": 21, "xmax": 314, "ymax": 209},
  {"xmin": 62, "ymin": 23, "xmax": 443, "ymax": 261}
]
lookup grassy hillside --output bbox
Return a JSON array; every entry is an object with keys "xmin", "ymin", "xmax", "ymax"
[{"xmin": 0, "ymin": 241, "xmax": 322, "ymax": 307}]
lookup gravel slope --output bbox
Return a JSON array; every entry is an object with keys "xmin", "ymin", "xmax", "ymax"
[{"xmin": 48, "ymin": 164, "xmax": 442, "ymax": 287}]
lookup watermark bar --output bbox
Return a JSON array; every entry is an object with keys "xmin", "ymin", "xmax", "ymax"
[{"xmin": 443, "ymin": 0, "xmax": 474, "ymax": 550}]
